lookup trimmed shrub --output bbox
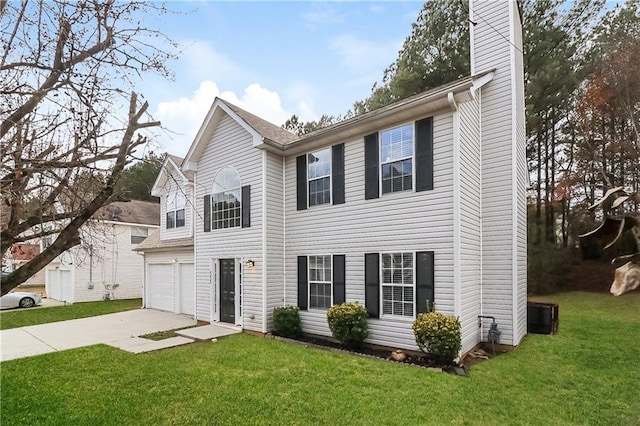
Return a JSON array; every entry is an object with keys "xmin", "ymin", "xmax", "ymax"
[
  {"xmin": 273, "ymin": 306, "xmax": 301, "ymax": 338},
  {"xmin": 412, "ymin": 312, "xmax": 461, "ymax": 364},
  {"xmin": 326, "ymin": 302, "xmax": 369, "ymax": 346}
]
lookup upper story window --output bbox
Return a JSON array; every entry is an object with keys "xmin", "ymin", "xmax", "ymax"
[
  {"xmin": 307, "ymin": 148, "xmax": 331, "ymax": 207},
  {"xmin": 131, "ymin": 227, "xmax": 148, "ymax": 244},
  {"xmin": 364, "ymin": 118, "xmax": 432, "ymax": 201},
  {"xmin": 166, "ymin": 192, "xmax": 186, "ymax": 229},
  {"xmin": 381, "ymin": 252, "xmax": 414, "ymax": 318},
  {"xmin": 296, "ymin": 144, "xmax": 345, "ymax": 211},
  {"xmin": 380, "ymin": 124, "xmax": 413, "ymax": 194},
  {"xmin": 212, "ymin": 166, "xmax": 241, "ymax": 230}
]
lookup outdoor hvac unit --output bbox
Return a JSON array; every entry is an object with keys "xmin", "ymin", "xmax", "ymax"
[{"xmin": 527, "ymin": 302, "xmax": 559, "ymax": 335}]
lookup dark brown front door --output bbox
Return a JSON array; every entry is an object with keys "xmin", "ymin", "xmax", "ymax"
[{"xmin": 220, "ymin": 259, "xmax": 235, "ymax": 324}]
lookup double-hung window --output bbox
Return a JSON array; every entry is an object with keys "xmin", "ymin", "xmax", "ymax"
[
  {"xmin": 211, "ymin": 166, "xmax": 241, "ymax": 230},
  {"xmin": 380, "ymin": 124, "xmax": 413, "ymax": 194},
  {"xmin": 309, "ymin": 255, "xmax": 332, "ymax": 309},
  {"xmin": 381, "ymin": 252, "xmax": 414, "ymax": 317},
  {"xmin": 166, "ymin": 193, "xmax": 186, "ymax": 229},
  {"xmin": 307, "ymin": 148, "xmax": 331, "ymax": 207}
]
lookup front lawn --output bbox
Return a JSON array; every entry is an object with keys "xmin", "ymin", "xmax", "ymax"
[
  {"xmin": 0, "ymin": 299, "xmax": 142, "ymax": 330},
  {"xmin": 2, "ymin": 292, "xmax": 639, "ymax": 425}
]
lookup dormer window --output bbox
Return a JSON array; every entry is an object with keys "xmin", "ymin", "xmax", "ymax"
[{"xmin": 166, "ymin": 192, "xmax": 186, "ymax": 229}]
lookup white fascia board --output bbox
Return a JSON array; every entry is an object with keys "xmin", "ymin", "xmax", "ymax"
[{"xmin": 470, "ymin": 70, "xmax": 495, "ymax": 100}]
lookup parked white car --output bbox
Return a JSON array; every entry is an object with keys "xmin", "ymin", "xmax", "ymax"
[{"xmin": 0, "ymin": 292, "xmax": 42, "ymax": 309}]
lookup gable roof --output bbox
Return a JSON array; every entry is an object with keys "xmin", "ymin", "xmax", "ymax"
[
  {"xmin": 183, "ymin": 97, "xmax": 297, "ymax": 168},
  {"xmin": 221, "ymin": 100, "xmax": 297, "ymax": 145},
  {"xmin": 93, "ymin": 200, "xmax": 160, "ymax": 226},
  {"xmin": 151, "ymin": 154, "xmax": 193, "ymax": 197},
  {"xmin": 183, "ymin": 70, "xmax": 495, "ymax": 165},
  {"xmin": 131, "ymin": 230, "xmax": 193, "ymax": 252}
]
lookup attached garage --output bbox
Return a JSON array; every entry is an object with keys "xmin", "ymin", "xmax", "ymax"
[
  {"xmin": 147, "ymin": 263, "xmax": 174, "ymax": 312},
  {"xmin": 133, "ymin": 232, "xmax": 194, "ymax": 318}
]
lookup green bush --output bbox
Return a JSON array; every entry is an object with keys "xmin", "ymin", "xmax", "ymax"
[
  {"xmin": 326, "ymin": 303, "xmax": 369, "ymax": 346},
  {"xmin": 412, "ymin": 312, "xmax": 461, "ymax": 364},
  {"xmin": 273, "ymin": 306, "xmax": 301, "ymax": 338}
]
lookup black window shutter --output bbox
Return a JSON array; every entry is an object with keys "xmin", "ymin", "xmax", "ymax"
[
  {"xmin": 364, "ymin": 133, "xmax": 379, "ymax": 200},
  {"xmin": 297, "ymin": 256, "xmax": 308, "ymax": 310},
  {"xmin": 416, "ymin": 251, "xmax": 435, "ymax": 313},
  {"xmin": 415, "ymin": 117, "xmax": 434, "ymax": 192},
  {"xmin": 364, "ymin": 253, "xmax": 380, "ymax": 318},
  {"xmin": 241, "ymin": 185, "xmax": 251, "ymax": 228},
  {"xmin": 332, "ymin": 255, "xmax": 346, "ymax": 305},
  {"xmin": 296, "ymin": 155, "xmax": 307, "ymax": 210},
  {"xmin": 332, "ymin": 144, "xmax": 345, "ymax": 205},
  {"xmin": 203, "ymin": 194, "xmax": 211, "ymax": 232}
]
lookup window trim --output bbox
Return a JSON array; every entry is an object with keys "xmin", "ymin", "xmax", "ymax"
[
  {"xmin": 378, "ymin": 123, "xmax": 415, "ymax": 196},
  {"xmin": 211, "ymin": 166, "xmax": 242, "ymax": 230},
  {"xmin": 380, "ymin": 251, "xmax": 416, "ymax": 320},
  {"xmin": 308, "ymin": 254, "xmax": 333, "ymax": 310},
  {"xmin": 306, "ymin": 147, "xmax": 332, "ymax": 208},
  {"xmin": 166, "ymin": 192, "xmax": 186, "ymax": 229}
]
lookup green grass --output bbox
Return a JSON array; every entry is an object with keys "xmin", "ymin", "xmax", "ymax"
[
  {"xmin": 0, "ymin": 299, "xmax": 141, "ymax": 330},
  {"xmin": 2, "ymin": 292, "xmax": 639, "ymax": 425}
]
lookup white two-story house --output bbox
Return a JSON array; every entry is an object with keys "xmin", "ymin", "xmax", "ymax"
[{"xmin": 147, "ymin": 0, "xmax": 527, "ymax": 356}]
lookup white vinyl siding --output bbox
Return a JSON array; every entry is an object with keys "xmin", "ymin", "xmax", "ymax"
[
  {"xmin": 458, "ymin": 97, "xmax": 482, "ymax": 353},
  {"xmin": 56, "ymin": 222, "xmax": 157, "ymax": 303},
  {"xmin": 159, "ymin": 169, "xmax": 193, "ymax": 241},
  {"xmin": 284, "ymin": 111, "xmax": 455, "ymax": 350},
  {"xmin": 472, "ymin": 0, "xmax": 527, "ymax": 346},
  {"xmin": 264, "ymin": 150, "xmax": 285, "ymax": 331},
  {"xmin": 194, "ymin": 113, "xmax": 264, "ymax": 332}
]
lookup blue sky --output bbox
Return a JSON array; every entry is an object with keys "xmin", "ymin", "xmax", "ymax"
[{"xmin": 136, "ymin": 1, "xmax": 423, "ymax": 156}]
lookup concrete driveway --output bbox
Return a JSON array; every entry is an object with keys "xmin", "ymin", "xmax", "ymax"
[{"xmin": 0, "ymin": 309, "xmax": 196, "ymax": 362}]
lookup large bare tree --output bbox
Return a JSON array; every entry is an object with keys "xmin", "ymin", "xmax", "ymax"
[{"xmin": 1, "ymin": 0, "xmax": 178, "ymax": 295}]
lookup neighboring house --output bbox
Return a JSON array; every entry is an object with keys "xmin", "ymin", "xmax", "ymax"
[
  {"xmin": 147, "ymin": 0, "xmax": 526, "ymax": 356},
  {"xmin": 4, "ymin": 243, "xmax": 45, "ymax": 287},
  {"xmin": 133, "ymin": 155, "xmax": 195, "ymax": 316},
  {"xmin": 44, "ymin": 200, "xmax": 159, "ymax": 303}
]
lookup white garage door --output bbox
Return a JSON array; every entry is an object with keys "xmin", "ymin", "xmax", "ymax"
[
  {"xmin": 46, "ymin": 269, "xmax": 73, "ymax": 302},
  {"xmin": 147, "ymin": 264, "xmax": 174, "ymax": 312},
  {"xmin": 179, "ymin": 263, "xmax": 194, "ymax": 316}
]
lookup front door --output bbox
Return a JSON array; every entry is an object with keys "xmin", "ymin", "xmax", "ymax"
[{"xmin": 219, "ymin": 259, "xmax": 235, "ymax": 324}]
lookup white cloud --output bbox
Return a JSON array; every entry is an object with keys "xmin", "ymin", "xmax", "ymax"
[
  {"xmin": 154, "ymin": 81, "xmax": 312, "ymax": 156},
  {"xmin": 329, "ymin": 33, "xmax": 401, "ymax": 74},
  {"xmin": 179, "ymin": 40, "xmax": 252, "ymax": 85},
  {"xmin": 302, "ymin": 4, "xmax": 344, "ymax": 28}
]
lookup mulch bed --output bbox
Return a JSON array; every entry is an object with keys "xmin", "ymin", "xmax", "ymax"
[{"xmin": 268, "ymin": 334, "xmax": 505, "ymax": 375}]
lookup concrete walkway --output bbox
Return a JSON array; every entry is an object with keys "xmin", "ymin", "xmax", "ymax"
[{"xmin": 0, "ymin": 309, "xmax": 197, "ymax": 362}]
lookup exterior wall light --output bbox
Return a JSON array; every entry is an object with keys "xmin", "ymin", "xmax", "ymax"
[{"xmin": 245, "ymin": 260, "xmax": 255, "ymax": 268}]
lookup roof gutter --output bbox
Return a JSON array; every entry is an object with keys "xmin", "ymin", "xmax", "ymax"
[{"xmin": 256, "ymin": 72, "xmax": 492, "ymax": 156}]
